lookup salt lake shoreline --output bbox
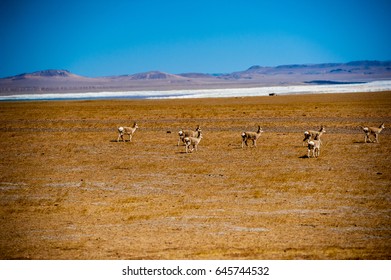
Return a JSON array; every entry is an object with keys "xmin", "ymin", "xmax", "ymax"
[{"xmin": 1, "ymin": 80, "xmax": 391, "ymax": 101}]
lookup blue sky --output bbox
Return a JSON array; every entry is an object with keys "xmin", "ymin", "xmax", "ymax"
[{"xmin": 1, "ymin": 0, "xmax": 390, "ymax": 77}]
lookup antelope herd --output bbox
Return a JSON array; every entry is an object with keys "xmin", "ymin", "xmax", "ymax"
[{"xmin": 116, "ymin": 122, "xmax": 386, "ymax": 158}]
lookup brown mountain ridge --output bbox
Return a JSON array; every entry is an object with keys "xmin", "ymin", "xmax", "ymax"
[{"xmin": 1, "ymin": 61, "xmax": 390, "ymax": 95}]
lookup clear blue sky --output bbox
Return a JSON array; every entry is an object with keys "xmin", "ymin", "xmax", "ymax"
[{"xmin": 1, "ymin": 0, "xmax": 390, "ymax": 78}]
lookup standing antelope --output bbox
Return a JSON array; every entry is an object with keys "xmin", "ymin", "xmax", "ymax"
[
  {"xmin": 184, "ymin": 131, "xmax": 203, "ymax": 153},
  {"xmin": 178, "ymin": 125, "xmax": 201, "ymax": 146},
  {"xmin": 359, "ymin": 123, "xmax": 385, "ymax": 143},
  {"xmin": 307, "ymin": 140, "xmax": 321, "ymax": 158},
  {"xmin": 241, "ymin": 126, "xmax": 263, "ymax": 148},
  {"xmin": 303, "ymin": 125, "xmax": 326, "ymax": 146},
  {"xmin": 117, "ymin": 122, "xmax": 139, "ymax": 142}
]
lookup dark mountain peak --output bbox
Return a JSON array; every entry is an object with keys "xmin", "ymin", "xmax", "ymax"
[
  {"xmin": 276, "ymin": 64, "xmax": 309, "ymax": 69},
  {"xmin": 247, "ymin": 65, "xmax": 264, "ymax": 71},
  {"xmin": 346, "ymin": 60, "xmax": 391, "ymax": 67},
  {"xmin": 30, "ymin": 69, "xmax": 73, "ymax": 77}
]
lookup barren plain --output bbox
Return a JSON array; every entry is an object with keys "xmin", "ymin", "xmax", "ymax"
[{"xmin": 0, "ymin": 91, "xmax": 390, "ymax": 259}]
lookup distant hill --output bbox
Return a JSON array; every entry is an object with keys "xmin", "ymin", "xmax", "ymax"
[
  {"xmin": 1, "ymin": 61, "xmax": 390, "ymax": 95},
  {"xmin": 8, "ymin": 69, "xmax": 76, "ymax": 79},
  {"xmin": 115, "ymin": 71, "xmax": 187, "ymax": 80},
  {"xmin": 222, "ymin": 60, "xmax": 391, "ymax": 79},
  {"xmin": 0, "ymin": 69, "xmax": 106, "ymax": 94}
]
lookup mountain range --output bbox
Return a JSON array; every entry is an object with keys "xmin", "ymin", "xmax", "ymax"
[{"xmin": 1, "ymin": 61, "xmax": 390, "ymax": 95}]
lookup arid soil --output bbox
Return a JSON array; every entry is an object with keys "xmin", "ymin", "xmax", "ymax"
[{"xmin": 0, "ymin": 92, "xmax": 390, "ymax": 259}]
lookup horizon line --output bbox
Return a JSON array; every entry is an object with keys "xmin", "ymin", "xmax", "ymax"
[{"xmin": 2, "ymin": 59, "xmax": 391, "ymax": 79}]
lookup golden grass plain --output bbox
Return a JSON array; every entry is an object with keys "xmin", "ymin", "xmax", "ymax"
[{"xmin": 0, "ymin": 91, "xmax": 390, "ymax": 259}]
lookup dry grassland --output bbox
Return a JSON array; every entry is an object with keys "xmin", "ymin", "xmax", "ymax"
[{"xmin": 0, "ymin": 91, "xmax": 390, "ymax": 259}]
